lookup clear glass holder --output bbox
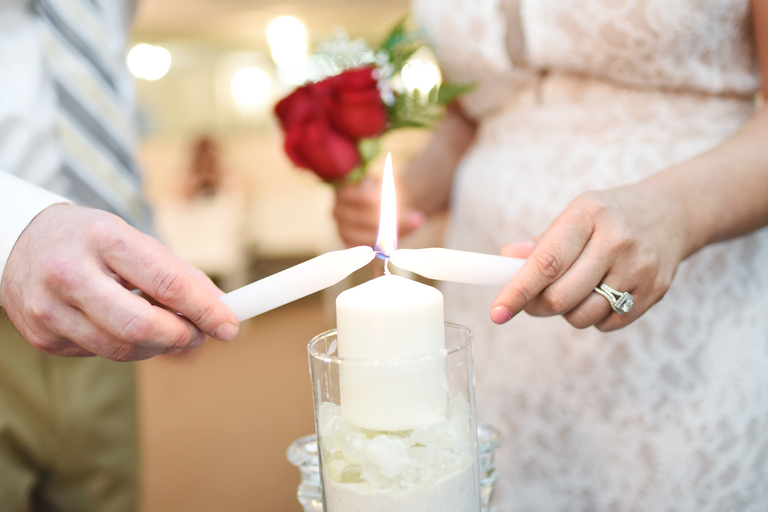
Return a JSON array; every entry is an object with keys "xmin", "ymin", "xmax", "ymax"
[{"xmin": 302, "ymin": 323, "xmax": 484, "ymax": 512}]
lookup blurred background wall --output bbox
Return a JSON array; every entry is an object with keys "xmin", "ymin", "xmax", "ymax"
[
  {"xmin": 128, "ymin": 1, "xmax": 435, "ymax": 511},
  {"xmin": 133, "ymin": 0, "xmax": 427, "ymax": 281}
]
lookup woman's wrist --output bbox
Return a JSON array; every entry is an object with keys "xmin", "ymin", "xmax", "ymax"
[{"xmin": 638, "ymin": 168, "xmax": 707, "ymax": 263}]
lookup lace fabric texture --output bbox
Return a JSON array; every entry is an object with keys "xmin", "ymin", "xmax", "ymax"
[{"xmin": 412, "ymin": 0, "xmax": 768, "ymax": 510}]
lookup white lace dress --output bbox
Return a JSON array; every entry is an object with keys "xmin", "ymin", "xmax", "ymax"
[{"xmin": 412, "ymin": 1, "xmax": 768, "ymax": 510}]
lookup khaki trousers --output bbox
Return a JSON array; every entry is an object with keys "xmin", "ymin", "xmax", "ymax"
[{"xmin": 0, "ymin": 312, "xmax": 138, "ymax": 512}]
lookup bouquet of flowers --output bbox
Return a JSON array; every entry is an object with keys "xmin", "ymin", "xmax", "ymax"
[{"xmin": 273, "ymin": 17, "xmax": 471, "ymax": 184}]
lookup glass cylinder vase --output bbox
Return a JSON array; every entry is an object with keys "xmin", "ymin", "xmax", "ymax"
[{"xmin": 307, "ymin": 323, "xmax": 482, "ymax": 512}]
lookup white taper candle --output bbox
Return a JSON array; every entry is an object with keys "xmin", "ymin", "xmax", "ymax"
[
  {"xmin": 390, "ymin": 248, "xmax": 525, "ymax": 286},
  {"xmin": 220, "ymin": 246, "xmax": 375, "ymax": 322}
]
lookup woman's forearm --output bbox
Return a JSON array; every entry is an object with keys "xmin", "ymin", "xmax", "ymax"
[
  {"xmin": 401, "ymin": 106, "xmax": 477, "ymax": 215},
  {"xmin": 644, "ymin": 104, "xmax": 768, "ymax": 259}
]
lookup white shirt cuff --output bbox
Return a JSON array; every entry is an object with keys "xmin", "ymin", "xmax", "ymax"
[{"xmin": 0, "ymin": 171, "xmax": 72, "ymax": 306}]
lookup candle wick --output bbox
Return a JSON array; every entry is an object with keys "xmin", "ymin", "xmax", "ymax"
[{"xmin": 374, "ymin": 248, "xmax": 392, "ymax": 274}]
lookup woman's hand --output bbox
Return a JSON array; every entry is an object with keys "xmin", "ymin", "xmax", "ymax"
[
  {"xmin": 490, "ymin": 182, "xmax": 690, "ymax": 331},
  {"xmin": 333, "ymin": 175, "xmax": 425, "ymax": 248}
]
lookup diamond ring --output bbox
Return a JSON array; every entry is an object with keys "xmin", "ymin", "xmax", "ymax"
[{"xmin": 594, "ymin": 283, "xmax": 634, "ymax": 314}]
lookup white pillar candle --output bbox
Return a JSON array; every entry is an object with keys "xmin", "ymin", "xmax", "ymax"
[
  {"xmin": 334, "ymin": 153, "xmax": 448, "ymax": 431},
  {"xmin": 220, "ymin": 246, "xmax": 375, "ymax": 322},
  {"xmin": 336, "ymin": 273, "xmax": 446, "ymax": 431},
  {"xmin": 391, "ymin": 248, "xmax": 525, "ymax": 286}
]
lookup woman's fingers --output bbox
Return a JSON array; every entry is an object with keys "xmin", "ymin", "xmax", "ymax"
[
  {"xmin": 562, "ymin": 292, "xmax": 613, "ymax": 329},
  {"xmin": 500, "ymin": 240, "xmax": 539, "ymax": 259},
  {"xmin": 525, "ymin": 242, "xmax": 608, "ymax": 318},
  {"xmin": 491, "ymin": 212, "xmax": 593, "ymax": 323},
  {"xmin": 333, "ymin": 175, "xmax": 425, "ymax": 247},
  {"xmin": 491, "ymin": 186, "xmax": 686, "ymax": 331},
  {"xmin": 334, "ymin": 177, "xmax": 380, "ymax": 246},
  {"xmin": 559, "ymin": 262, "xmax": 634, "ymax": 330}
]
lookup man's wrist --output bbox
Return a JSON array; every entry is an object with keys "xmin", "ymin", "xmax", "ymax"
[{"xmin": 0, "ymin": 172, "xmax": 72, "ymax": 305}]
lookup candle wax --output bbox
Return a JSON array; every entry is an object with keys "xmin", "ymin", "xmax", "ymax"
[
  {"xmin": 220, "ymin": 246, "xmax": 375, "ymax": 322},
  {"xmin": 391, "ymin": 248, "xmax": 525, "ymax": 287},
  {"xmin": 335, "ymin": 273, "xmax": 446, "ymax": 431}
]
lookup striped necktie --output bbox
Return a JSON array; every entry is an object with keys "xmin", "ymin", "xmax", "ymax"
[{"xmin": 33, "ymin": 0, "xmax": 153, "ymax": 233}]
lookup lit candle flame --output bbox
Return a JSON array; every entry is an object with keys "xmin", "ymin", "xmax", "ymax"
[{"xmin": 374, "ymin": 153, "xmax": 397, "ymax": 260}]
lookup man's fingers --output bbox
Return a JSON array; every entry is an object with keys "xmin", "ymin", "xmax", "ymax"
[
  {"xmin": 24, "ymin": 301, "xmax": 190, "ymax": 361},
  {"xmin": 1, "ymin": 204, "xmax": 232, "ymax": 359},
  {"xmin": 63, "ymin": 274, "xmax": 208, "ymax": 351},
  {"xmin": 491, "ymin": 219, "xmax": 592, "ymax": 323},
  {"xmin": 143, "ymin": 233, "xmax": 223, "ymax": 295},
  {"xmin": 100, "ymin": 231, "xmax": 239, "ymax": 340}
]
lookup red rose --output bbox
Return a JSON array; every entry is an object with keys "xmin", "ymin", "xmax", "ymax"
[
  {"xmin": 274, "ymin": 66, "xmax": 388, "ymax": 181},
  {"xmin": 283, "ymin": 114, "xmax": 362, "ymax": 182},
  {"xmin": 274, "ymin": 86, "xmax": 317, "ymax": 132},
  {"xmin": 275, "ymin": 84, "xmax": 361, "ymax": 181},
  {"xmin": 324, "ymin": 66, "xmax": 388, "ymax": 138}
]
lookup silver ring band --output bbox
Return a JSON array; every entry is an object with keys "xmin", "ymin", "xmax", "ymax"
[{"xmin": 594, "ymin": 283, "xmax": 634, "ymax": 314}]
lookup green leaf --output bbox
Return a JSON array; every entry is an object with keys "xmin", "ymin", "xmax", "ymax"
[
  {"xmin": 388, "ymin": 119, "xmax": 434, "ymax": 131},
  {"xmin": 345, "ymin": 165, "xmax": 368, "ymax": 184},
  {"xmin": 358, "ymin": 138, "xmax": 381, "ymax": 164},
  {"xmin": 379, "ymin": 14, "xmax": 411, "ymax": 53},
  {"xmin": 387, "ymin": 93, "xmax": 441, "ymax": 130},
  {"xmin": 437, "ymin": 82, "xmax": 476, "ymax": 105},
  {"xmin": 428, "ymin": 85, "xmax": 439, "ymax": 104}
]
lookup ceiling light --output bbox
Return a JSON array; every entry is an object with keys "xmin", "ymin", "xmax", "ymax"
[
  {"xmin": 266, "ymin": 15, "xmax": 308, "ymax": 70},
  {"xmin": 127, "ymin": 43, "xmax": 172, "ymax": 81},
  {"xmin": 230, "ymin": 66, "xmax": 272, "ymax": 113}
]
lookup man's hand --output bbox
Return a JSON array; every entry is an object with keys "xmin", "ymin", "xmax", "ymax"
[{"xmin": 0, "ymin": 204, "xmax": 240, "ymax": 361}]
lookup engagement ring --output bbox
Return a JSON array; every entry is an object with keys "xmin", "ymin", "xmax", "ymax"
[{"xmin": 594, "ymin": 283, "xmax": 634, "ymax": 314}]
